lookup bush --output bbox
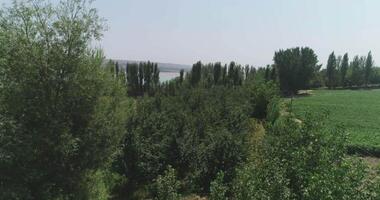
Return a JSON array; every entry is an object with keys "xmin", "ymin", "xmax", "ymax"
[
  {"xmin": 209, "ymin": 171, "xmax": 228, "ymax": 200},
  {"xmin": 233, "ymin": 113, "xmax": 380, "ymax": 199},
  {"xmin": 246, "ymin": 81, "xmax": 279, "ymax": 119},
  {"xmin": 152, "ymin": 166, "xmax": 181, "ymax": 200},
  {"xmin": 78, "ymin": 170, "xmax": 126, "ymax": 200}
]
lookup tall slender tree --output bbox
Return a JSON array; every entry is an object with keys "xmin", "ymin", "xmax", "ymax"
[
  {"xmin": 350, "ymin": 56, "xmax": 363, "ymax": 86},
  {"xmin": 191, "ymin": 61, "xmax": 202, "ymax": 86},
  {"xmin": 364, "ymin": 51, "xmax": 373, "ymax": 86},
  {"xmin": 340, "ymin": 53, "xmax": 349, "ymax": 87},
  {"xmin": 213, "ymin": 62, "xmax": 222, "ymax": 84},
  {"xmin": 326, "ymin": 52, "xmax": 337, "ymax": 89},
  {"xmin": 179, "ymin": 69, "xmax": 184, "ymax": 84}
]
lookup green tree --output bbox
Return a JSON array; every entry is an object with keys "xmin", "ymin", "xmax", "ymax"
[
  {"xmin": 350, "ymin": 56, "xmax": 363, "ymax": 86},
  {"xmin": 365, "ymin": 51, "xmax": 374, "ymax": 86},
  {"xmin": 0, "ymin": 1, "xmax": 130, "ymax": 199},
  {"xmin": 115, "ymin": 62, "xmax": 120, "ymax": 77},
  {"xmin": 233, "ymin": 114, "xmax": 378, "ymax": 200},
  {"xmin": 179, "ymin": 69, "xmax": 184, "ymax": 84},
  {"xmin": 265, "ymin": 65, "xmax": 271, "ymax": 81},
  {"xmin": 274, "ymin": 47, "xmax": 319, "ymax": 95},
  {"xmin": 126, "ymin": 63, "xmax": 139, "ymax": 96},
  {"xmin": 340, "ymin": 53, "xmax": 349, "ymax": 87},
  {"xmin": 191, "ymin": 61, "xmax": 202, "ymax": 86},
  {"xmin": 153, "ymin": 166, "xmax": 181, "ymax": 200},
  {"xmin": 214, "ymin": 62, "xmax": 222, "ymax": 84},
  {"xmin": 326, "ymin": 52, "xmax": 337, "ymax": 88},
  {"xmin": 209, "ymin": 172, "xmax": 228, "ymax": 200}
]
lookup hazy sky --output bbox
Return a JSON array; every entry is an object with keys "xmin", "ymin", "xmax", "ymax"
[{"xmin": 2, "ymin": 0, "xmax": 380, "ymax": 66}]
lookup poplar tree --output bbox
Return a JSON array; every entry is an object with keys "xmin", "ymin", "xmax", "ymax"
[
  {"xmin": 364, "ymin": 51, "xmax": 373, "ymax": 86},
  {"xmin": 274, "ymin": 47, "xmax": 319, "ymax": 95},
  {"xmin": 213, "ymin": 62, "xmax": 222, "ymax": 84},
  {"xmin": 191, "ymin": 61, "xmax": 202, "ymax": 86},
  {"xmin": 326, "ymin": 52, "xmax": 337, "ymax": 88},
  {"xmin": 340, "ymin": 53, "xmax": 349, "ymax": 87},
  {"xmin": 350, "ymin": 56, "xmax": 363, "ymax": 86}
]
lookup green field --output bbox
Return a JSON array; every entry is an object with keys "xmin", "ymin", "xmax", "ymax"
[{"xmin": 292, "ymin": 89, "xmax": 380, "ymax": 154}]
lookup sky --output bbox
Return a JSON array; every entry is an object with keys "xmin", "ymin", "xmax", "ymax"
[{"xmin": 2, "ymin": 0, "xmax": 380, "ymax": 67}]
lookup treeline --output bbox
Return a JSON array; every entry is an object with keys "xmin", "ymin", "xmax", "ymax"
[
  {"xmin": 106, "ymin": 61, "xmax": 160, "ymax": 96},
  {"xmin": 266, "ymin": 47, "xmax": 379, "ymax": 95},
  {"xmin": 325, "ymin": 51, "xmax": 377, "ymax": 88}
]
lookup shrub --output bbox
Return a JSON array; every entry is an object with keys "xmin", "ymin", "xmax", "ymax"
[
  {"xmin": 209, "ymin": 171, "xmax": 228, "ymax": 200},
  {"xmin": 233, "ymin": 113, "xmax": 379, "ymax": 199},
  {"xmin": 153, "ymin": 166, "xmax": 181, "ymax": 200},
  {"xmin": 246, "ymin": 81, "xmax": 279, "ymax": 119}
]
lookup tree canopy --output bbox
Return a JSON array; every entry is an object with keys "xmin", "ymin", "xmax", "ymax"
[{"xmin": 274, "ymin": 47, "xmax": 320, "ymax": 95}]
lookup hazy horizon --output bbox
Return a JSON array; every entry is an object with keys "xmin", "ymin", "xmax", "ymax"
[{"xmin": 2, "ymin": 0, "xmax": 380, "ymax": 67}]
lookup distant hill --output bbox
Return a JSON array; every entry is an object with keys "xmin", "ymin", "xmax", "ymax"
[{"xmin": 110, "ymin": 59, "xmax": 192, "ymax": 73}]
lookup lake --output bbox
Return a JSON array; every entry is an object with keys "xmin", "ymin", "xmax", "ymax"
[{"xmin": 160, "ymin": 72, "xmax": 180, "ymax": 82}]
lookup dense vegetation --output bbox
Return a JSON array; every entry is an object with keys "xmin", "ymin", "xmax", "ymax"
[
  {"xmin": 0, "ymin": 0, "xmax": 130, "ymax": 199},
  {"xmin": 0, "ymin": 0, "xmax": 379, "ymax": 200}
]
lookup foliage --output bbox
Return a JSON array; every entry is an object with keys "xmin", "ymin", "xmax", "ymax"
[
  {"xmin": 274, "ymin": 47, "xmax": 320, "ymax": 95},
  {"xmin": 121, "ymin": 85, "xmax": 253, "ymax": 194},
  {"xmin": 326, "ymin": 52, "xmax": 338, "ymax": 88},
  {"xmin": 209, "ymin": 171, "xmax": 228, "ymax": 200},
  {"xmin": 125, "ymin": 61, "xmax": 160, "ymax": 96},
  {"xmin": 117, "ymin": 61, "xmax": 281, "ymax": 197},
  {"xmin": 152, "ymin": 166, "xmax": 181, "ymax": 200},
  {"xmin": 78, "ymin": 169, "xmax": 126, "ymax": 200},
  {"xmin": 340, "ymin": 53, "xmax": 349, "ymax": 86},
  {"xmin": 1, "ymin": 1, "xmax": 378, "ymax": 199},
  {"xmin": 0, "ymin": 1, "xmax": 130, "ymax": 199},
  {"xmin": 233, "ymin": 113, "xmax": 379, "ymax": 200},
  {"xmin": 365, "ymin": 51, "xmax": 374, "ymax": 86},
  {"xmin": 350, "ymin": 56, "xmax": 365, "ymax": 87},
  {"xmin": 247, "ymin": 80, "xmax": 279, "ymax": 119}
]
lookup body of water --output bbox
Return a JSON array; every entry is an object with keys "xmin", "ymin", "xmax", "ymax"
[{"xmin": 160, "ymin": 72, "xmax": 180, "ymax": 82}]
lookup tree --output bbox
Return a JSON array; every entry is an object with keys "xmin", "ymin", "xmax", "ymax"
[
  {"xmin": 153, "ymin": 63, "xmax": 160, "ymax": 88},
  {"xmin": 340, "ymin": 53, "xmax": 349, "ymax": 87},
  {"xmin": 326, "ymin": 52, "xmax": 337, "ymax": 88},
  {"xmin": 191, "ymin": 61, "xmax": 202, "ymax": 86},
  {"xmin": 265, "ymin": 65, "xmax": 271, "ymax": 81},
  {"xmin": 270, "ymin": 65, "xmax": 277, "ymax": 81},
  {"xmin": 209, "ymin": 172, "xmax": 228, "ymax": 200},
  {"xmin": 179, "ymin": 69, "xmax": 184, "ymax": 84},
  {"xmin": 350, "ymin": 56, "xmax": 363, "ymax": 86},
  {"xmin": 364, "ymin": 51, "xmax": 373, "ymax": 86},
  {"xmin": 115, "ymin": 62, "xmax": 120, "ymax": 77},
  {"xmin": 213, "ymin": 62, "xmax": 222, "ymax": 84},
  {"xmin": 233, "ymin": 114, "xmax": 378, "ymax": 200},
  {"xmin": 153, "ymin": 166, "xmax": 181, "ymax": 200},
  {"xmin": 274, "ymin": 47, "xmax": 319, "ymax": 95},
  {"xmin": 126, "ymin": 63, "xmax": 139, "ymax": 96},
  {"xmin": 0, "ymin": 1, "xmax": 130, "ymax": 199}
]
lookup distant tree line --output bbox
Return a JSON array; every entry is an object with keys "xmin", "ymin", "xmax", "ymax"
[
  {"xmin": 105, "ymin": 61, "xmax": 160, "ymax": 96},
  {"xmin": 270, "ymin": 47, "xmax": 378, "ymax": 95},
  {"xmin": 325, "ymin": 51, "xmax": 375, "ymax": 88}
]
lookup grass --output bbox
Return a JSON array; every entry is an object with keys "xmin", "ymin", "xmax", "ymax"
[{"xmin": 292, "ymin": 89, "xmax": 380, "ymax": 156}]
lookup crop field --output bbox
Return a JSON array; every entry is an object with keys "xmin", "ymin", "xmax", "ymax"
[{"xmin": 292, "ymin": 89, "xmax": 380, "ymax": 156}]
